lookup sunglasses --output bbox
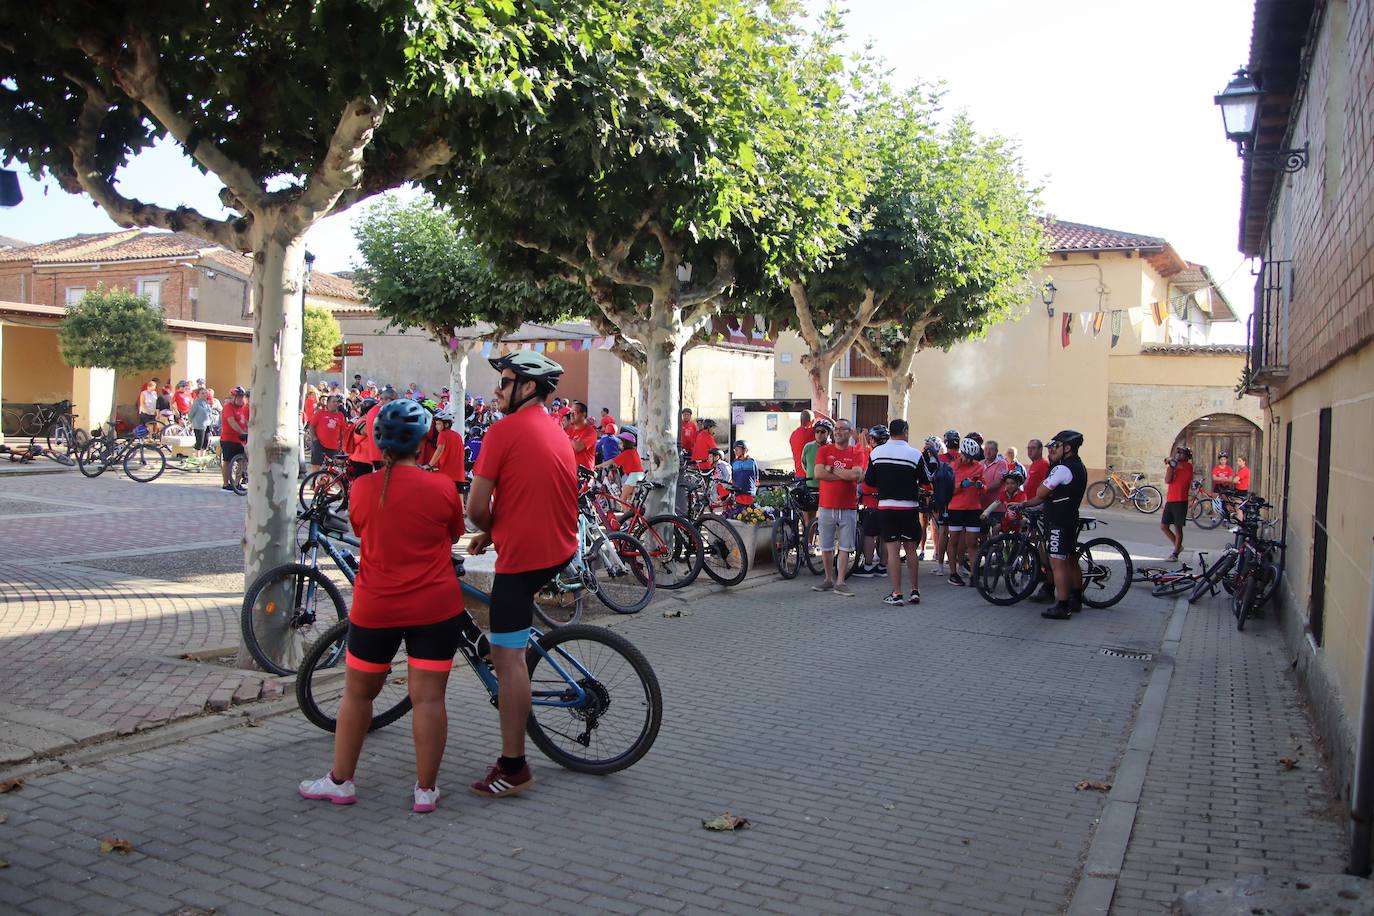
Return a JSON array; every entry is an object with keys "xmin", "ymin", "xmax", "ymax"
[{"xmin": 497, "ymin": 376, "xmax": 517, "ymax": 391}]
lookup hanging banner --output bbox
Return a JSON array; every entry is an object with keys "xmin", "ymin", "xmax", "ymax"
[
  {"xmin": 1150, "ymin": 301, "xmax": 1167, "ymax": 325},
  {"xmin": 1061, "ymin": 312, "xmax": 1072, "ymax": 348},
  {"xmin": 1079, "ymin": 312, "xmax": 1092, "ymax": 334},
  {"xmin": 1110, "ymin": 310, "xmax": 1122, "ymax": 348},
  {"xmin": 1092, "ymin": 312, "xmax": 1105, "ymax": 336}
]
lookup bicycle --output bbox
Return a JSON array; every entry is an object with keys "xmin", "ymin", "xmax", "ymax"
[
  {"xmin": 4, "ymin": 399, "xmax": 84, "ymax": 453},
  {"xmin": 973, "ymin": 505, "xmax": 1133, "ymax": 608},
  {"xmin": 584, "ymin": 472, "xmax": 704, "ymax": 590},
  {"xmin": 1187, "ymin": 497, "xmax": 1282, "ymax": 625},
  {"xmin": 676, "ymin": 450, "xmax": 711, "ymax": 520},
  {"xmin": 76, "ymin": 423, "xmax": 168, "ymax": 482},
  {"xmin": 1086, "ymin": 465, "xmax": 1163, "ymax": 513},
  {"xmin": 1143, "ymin": 557, "xmax": 1207, "ymax": 598},
  {"xmin": 299, "ymin": 452, "xmax": 351, "ymax": 512},
  {"xmin": 295, "ymin": 556, "xmax": 663, "ymax": 775},
  {"xmin": 770, "ymin": 479, "xmax": 817, "ymax": 579}
]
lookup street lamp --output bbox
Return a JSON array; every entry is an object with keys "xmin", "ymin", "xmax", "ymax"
[
  {"xmin": 1213, "ymin": 68, "xmax": 1308, "ymax": 173},
  {"xmin": 1041, "ymin": 280, "xmax": 1057, "ymax": 317}
]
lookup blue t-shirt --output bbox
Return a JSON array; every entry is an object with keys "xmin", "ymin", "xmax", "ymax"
[
  {"xmin": 596, "ymin": 435, "xmax": 622, "ymax": 463},
  {"xmin": 731, "ymin": 457, "xmax": 760, "ymax": 495}
]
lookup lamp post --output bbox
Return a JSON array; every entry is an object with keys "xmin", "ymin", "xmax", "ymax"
[{"xmin": 1214, "ymin": 69, "xmax": 1308, "ymax": 173}]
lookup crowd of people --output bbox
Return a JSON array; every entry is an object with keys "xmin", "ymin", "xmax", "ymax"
[{"xmin": 1159, "ymin": 445, "xmax": 1252, "ymax": 562}]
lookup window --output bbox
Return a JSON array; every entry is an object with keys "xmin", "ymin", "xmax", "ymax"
[
  {"xmin": 137, "ymin": 278, "xmax": 162, "ymax": 308},
  {"xmin": 1310, "ymin": 407, "xmax": 1332, "ymax": 645},
  {"xmin": 64, "ymin": 286, "xmax": 86, "ymax": 306}
]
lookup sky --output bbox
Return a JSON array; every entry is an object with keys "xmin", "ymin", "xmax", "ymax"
[{"xmin": 0, "ymin": 0, "xmax": 1257, "ymax": 332}]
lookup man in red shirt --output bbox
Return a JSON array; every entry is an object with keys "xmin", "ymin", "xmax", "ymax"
[
  {"xmin": 1161, "ymin": 445, "xmax": 1195, "ymax": 561},
  {"xmin": 945, "ymin": 437, "xmax": 987, "ymax": 586},
  {"xmin": 680, "ymin": 408, "xmax": 697, "ymax": 454},
  {"xmin": 218, "ymin": 386, "xmax": 249, "ymax": 491},
  {"xmin": 1211, "ymin": 452, "xmax": 1235, "ymax": 492},
  {"xmin": 789, "ymin": 409, "xmax": 815, "ymax": 478},
  {"xmin": 308, "ymin": 394, "xmax": 347, "ymax": 472},
  {"xmin": 691, "ymin": 418, "xmax": 719, "ymax": 471},
  {"xmin": 468, "ymin": 351, "xmax": 577, "ymax": 798},
  {"xmin": 598, "ymin": 408, "xmax": 617, "ymax": 435},
  {"xmin": 1023, "ymin": 438, "xmax": 1050, "ymax": 497},
  {"xmin": 814, "ymin": 418, "xmax": 866, "ymax": 597},
  {"xmin": 349, "ymin": 387, "xmax": 396, "ymax": 476},
  {"xmin": 564, "ymin": 401, "xmax": 598, "ymax": 470}
]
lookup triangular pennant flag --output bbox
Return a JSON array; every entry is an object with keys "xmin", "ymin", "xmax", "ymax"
[
  {"xmin": 1092, "ymin": 312, "xmax": 1105, "ymax": 336},
  {"xmin": 1079, "ymin": 312, "xmax": 1092, "ymax": 334},
  {"xmin": 712, "ymin": 316, "xmax": 730, "ymax": 338},
  {"xmin": 1061, "ymin": 312, "xmax": 1072, "ymax": 348},
  {"xmin": 533, "ymin": 342, "xmax": 545, "ymax": 353},
  {"xmin": 753, "ymin": 313, "xmax": 766, "ymax": 332},
  {"xmin": 480, "ymin": 341, "xmax": 493, "ymax": 358},
  {"xmin": 1150, "ymin": 301, "xmax": 1166, "ymax": 325},
  {"xmin": 738, "ymin": 315, "xmax": 754, "ymax": 337},
  {"xmin": 600, "ymin": 336, "xmax": 615, "ymax": 350},
  {"xmin": 1110, "ymin": 310, "xmax": 1122, "ymax": 348},
  {"xmin": 726, "ymin": 316, "xmax": 742, "ymax": 336}
]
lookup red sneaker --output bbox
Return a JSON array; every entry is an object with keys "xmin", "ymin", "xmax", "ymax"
[{"xmin": 470, "ymin": 762, "xmax": 535, "ymax": 798}]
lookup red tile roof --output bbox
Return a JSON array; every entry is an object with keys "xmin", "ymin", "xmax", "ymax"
[
  {"xmin": 1045, "ymin": 220, "xmax": 1166, "ymax": 253},
  {"xmin": 0, "ymin": 229, "xmax": 218, "ymax": 263}
]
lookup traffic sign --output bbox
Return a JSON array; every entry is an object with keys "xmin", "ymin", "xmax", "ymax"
[{"xmin": 333, "ymin": 342, "xmax": 364, "ymax": 357}]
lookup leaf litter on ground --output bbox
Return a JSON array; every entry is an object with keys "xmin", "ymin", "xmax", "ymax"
[
  {"xmin": 99, "ymin": 838, "xmax": 133, "ymax": 855},
  {"xmin": 0, "ymin": 778, "xmax": 23, "ymax": 794},
  {"xmin": 702, "ymin": 813, "xmax": 750, "ymax": 831},
  {"xmin": 1075, "ymin": 780, "xmax": 1112, "ymax": 792}
]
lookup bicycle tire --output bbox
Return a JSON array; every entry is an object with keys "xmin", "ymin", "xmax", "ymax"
[
  {"xmin": 587, "ymin": 531, "xmax": 655, "ymax": 614},
  {"xmin": 1151, "ymin": 577, "xmax": 1197, "ymax": 598},
  {"xmin": 1086, "ymin": 482, "xmax": 1115, "ymax": 509},
  {"xmin": 1195, "ymin": 498, "xmax": 1224, "ymax": 530},
  {"xmin": 1256, "ymin": 562, "xmax": 1282, "ymax": 608},
  {"xmin": 636, "ymin": 514, "xmax": 704, "ymax": 590},
  {"xmin": 243, "ymin": 563, "xmax": 347, "ymax": 676},
  {"xmin": 45, "ymin": 416, "xmax": 74, "ymax": 454},
  {"xmin": 524, "ymin": 624, "xmax": 662, "ymax": 775},
  {"xmin": 532, "ymin": 572, "xmax": 584, "ymax": 628},
  {"xmin": 299, "ymin": 469, "xmax": 349, "ymax": 512},
  {"xmin": 1234, "ymin": 572, "xmax": 1258, "ymax": 631},
  {"xmin": 123, "ymin": 443, "xmax": 167, "ymax": 482},
  {"xmin": 17, "ymin": 411, "xmax": 41, "ymax": 437},
  {"xmin": 974, "ymin": 534, "xmax": 1040, "ymax": 606},
  {"xmin": 772, "ymin": 518, "xmax": 801, "ymax": 579},
  {"xmin": 1, "ymin": 407, "xmax": 22, "ymax": 437},
  {"xmin": 1132, "ymin": 485, "xmax": 1163, "ymax": 514},
  {"xmin": 229, "ymin": 453, "xmax": 248, "ymax": 495},
  {"xmin": 1189, "ymin": 553, "xmax": 1234, "ymax": 605},
  {"xmin": 1076, "ymin": 537, "xmax": 1133, "ymax": 608},
  {"xmin": 696, "ymin": 513, "xmax": 749, "ymax": 586},
  {"xmin": 296, "ymin": 620, "xmax": 413, "ymax": 733},
  {"xmin": 803, "ymin": 520, "xmax": 824, "ymax": 576},
  {"xmin": 77, "ymin": 438, "xmax": 112, "ymax": 477}
]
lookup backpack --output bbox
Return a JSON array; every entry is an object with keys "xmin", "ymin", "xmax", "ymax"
[{"xmin": 932, "ymin": 461, "xmax": 955, "ymax": 510}]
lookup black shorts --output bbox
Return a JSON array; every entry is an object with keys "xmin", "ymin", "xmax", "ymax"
[
  {"xmin": 489, "ymin": 556, "xmax": 572, "ymax": 638},
  {"xmin": 193, "ymin": 428, "xmax": 210, "ymax": 450},
  {"xmin": 946, "ymin": 508, "xmax": 982, "ymax": 533},
  {"xmin": 879, "ymin": 508, "xmax": 921, "ymax": 542},
  {"xmin": 220, "ymin": 440, "xmax": 244, "ymax": 461},
  {"xmin": 346, "ymin": 615, "xmax": 463, "ymax": 673},
  {"xmin": 1046, "ymin": 523, "xmax": 1078, "ymax": 561},
  {"xmin": 861, "ymin": 507, "xmax": 882, "ymax": 537},
  {"xmin": 1162, "ymin": 500, "xmax": 1187, "ymax": 527},
  {"xmin": 348, "ymin": 459, "xmax": 378, "ymax": 478},
  {"xmin": 311, "ymin": 440, "xmax": 340, "ymax": 466}
]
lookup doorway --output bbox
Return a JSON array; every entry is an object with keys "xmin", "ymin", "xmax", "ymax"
[{"xmin": 1172, "ymin": 413, "xmax": 1264, "ymax": 490}]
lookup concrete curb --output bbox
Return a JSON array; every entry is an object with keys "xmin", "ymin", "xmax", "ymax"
[{"xmin": 1067, "ymin": 595, "xmax": 1191, "ymax": 916}]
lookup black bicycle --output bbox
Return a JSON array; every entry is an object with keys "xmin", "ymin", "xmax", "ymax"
[
  {"xmin": 770, "ymin": 479, "xmax": 816, "ymax": 578},
  {"xmin": 973, "ymin": 505, "xmax": 1133, "ymax": 609},
  {"xmin": 77, "ymin": 423, "xmax": 167, "ymax": 482}
]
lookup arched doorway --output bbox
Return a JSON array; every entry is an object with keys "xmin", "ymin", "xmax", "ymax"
[{"xmin": 1172, "ymin": 413, "xmax": 1263, "ymax": 490}]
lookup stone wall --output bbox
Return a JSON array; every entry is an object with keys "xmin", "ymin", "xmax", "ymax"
[{"xmin": 1105, "ymin": 382, "xmax": 1265, "ymax": 474}]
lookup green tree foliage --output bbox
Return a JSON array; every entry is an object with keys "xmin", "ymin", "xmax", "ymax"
[
  {"xmin": 301, "ymin": 306, "xmax": 342, "ymax": 373},
  {"xmin": 58, "ymin": 287, "xmax": 174, "ymax": 373}
]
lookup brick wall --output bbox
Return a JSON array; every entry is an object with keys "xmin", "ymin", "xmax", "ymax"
[
  {"xmin": 0, "ymin": 261, "xmax": 199, "ymax": 319},
  {"xmin": 1271, "ymin": 0, "xmax": 1374, "ymax": 399}
]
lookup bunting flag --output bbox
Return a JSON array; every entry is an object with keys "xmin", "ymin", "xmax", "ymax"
[
  {"xmin": 1061, "ymin": 312, "xmax": 1072, "ymax": 348},
  {"xmin": 1110, "ymin": 310, "xmax": 1122, "ymax": 348},
  {"xmin": 1150, "ymin": 301, "xmax": 1167, "ymax": 325},
  {"xmin": 480, "ymin": 341, "xmax": 493, "ymax": 358},
  {"xmin": 1079, "ymin": 312, "xmax": 1093, "ymax": 334},
  {"xmin": 599, "ymin": 336, "xmax": 615, "ymax": 350},
  {"xmin": 1092, "ymin": 312, "xmax": 1105, "ymax": 336}
]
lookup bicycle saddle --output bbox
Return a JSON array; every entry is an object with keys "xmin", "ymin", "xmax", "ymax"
[{"xmin": 640, "ymin": 480, "xmax": 665, "ymax": 491}]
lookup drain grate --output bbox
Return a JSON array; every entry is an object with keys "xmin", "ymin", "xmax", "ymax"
[{"xmin": 1100, "ymin": 647, "xmax": 1153, "ymax": 661}]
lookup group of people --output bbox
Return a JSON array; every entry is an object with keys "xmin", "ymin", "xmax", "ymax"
[
  {"xmin": 1159, "ymin": 446, "xmax": 1253, "ymax": 561},
  {"xmin": 137, "ymin": 377, "xmax": 247, "ymax": 490}
]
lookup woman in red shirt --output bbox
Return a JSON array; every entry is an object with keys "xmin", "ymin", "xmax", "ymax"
[
  {"xmin": 299, "ymin": 399, "xmax": 466, "ymax": 814},
  {"xmin": 425, "ymin": 409, "xmax": 467, "ymax": 490},
  {"xmin": 945, "ymin": 437, "xmax": 987, "ymax": 587}
]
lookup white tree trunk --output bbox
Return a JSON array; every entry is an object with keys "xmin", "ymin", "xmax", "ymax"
[
  {"xmin": 446, "ymin": 342, "xmax": 471, "ymax": 437},
  {"xmin": 802, "ymin": 353, "xmax": 837, "ymax": 413},
  {"xmin": 888, "ymin": 373, "xmax": 912, "ymax": 425},
  {"xmin": 637, "ymin": 300, "xmax": 685, "ymax": 517},
  {"xmin": 237, "ymin": 225, "xmax": 306, "ymax": 668}
]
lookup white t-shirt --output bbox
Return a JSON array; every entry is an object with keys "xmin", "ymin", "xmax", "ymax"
[{"xmin": 1043, "ymin": 464, "xmax": 1073, "ymax": 489}]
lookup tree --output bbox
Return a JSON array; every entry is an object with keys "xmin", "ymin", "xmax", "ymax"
[
  {"xmin": 58, "ymin": 286, "xmax": 174, "ymax": 421},
  {"xmin": 352, "ymin": 194, "xmax": 593, "ymax": 433},
  {"xmin": 852, "ymin": 114, "xmax": 1047, "ymax": 418},
  {"xmin": 302, "ymin": 306, "xmax": 342, "ymax": 373},
  {"xmin": 445, "ymin": 0, "xmax": 869, "ymax": 509},
  {"xmin": 0, "ymin": 0, "xmax": 631, "ymax": 622}
]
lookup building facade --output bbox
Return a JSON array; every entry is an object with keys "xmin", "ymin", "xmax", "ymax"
[{"xmin": 1233, "ymin": 0, "xmax": 1374, "ymax": 806}]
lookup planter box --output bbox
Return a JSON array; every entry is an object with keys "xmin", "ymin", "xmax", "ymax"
[{"xmin": 727, "ymin": 519, "xmax": 773, "ymax": 568}]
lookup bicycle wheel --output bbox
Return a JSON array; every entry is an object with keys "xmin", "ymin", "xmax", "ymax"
[
  {"xmin": 772, "ymin": 518, "xmax": 801, "ymax": 579},
  {"xmin": 299, "ymin": 469, "xmax": 349, "ymax": 512},
  {"xmin": 1234, "ymin": 572, "xmax": 1258, "ymax": 631},
  {"xmin": 45, "ymin": 416, "xmax": 74, "ymax": 454},
  {"xmin": 243, "ymin": 563, "xmax": 347, "ymax": 676},
  {"xmin": 229, "ymin": 453, "xmax": 248, "ymax": 495},
  {"xmin": 524, "ymin": 624, "xmax": 662, "ymax": 775},
  {"xmin": 1151, "ymin": 577, "xmax": 1197, "ymax": 598},
  {"xmin": 123, "ymin": 443, "xmax": 167, "ymax": 482},
  {"xmin": 677, "ymin": 472, "xmax": 708, "ymax": 520},
  {"xmin": 587, "ymin": 531, "xmax": 655, "ymax": 614},
  {"xmin": 803, "ymin": 520, "xmax": 824, "ymax": 575},
  {"xmin": 1, "ymin": 407, "xmax": 22, "ymax": 437},
  {"xmin": 77, "ymin": 438, "xmax": 112, "ymax": 477},
  {"xmin": 974, "ymin": 534, "xmax": 1040, "ymax": 606},
  {"xmin": 1195, "ymin": 498, "xmax": 1224, "ymax": 530},
  {"xmin": 533, "ymin": 573, "xmax": 585, "ymax": 628},
  {"xmin": 296, "ymin": 620, "xmax": 413, "ymax": 733},
  {"xmin": 17, "ymin": 411, "xmax": 41, "ymax": 437},
  {"xmin": 1132, "ymin": 485, "xmax": 1163, "ymax": 514},
  {"xmin": 1256, "ymin": 562, "xmax": 1282, "ymax": 608},
  {"xmin": 1086, "ymin": 481, "xmax": 1116, "ymax": 509},
  {"xmin": 1076, "ymin": 537, "xmax": 1133, "ymax": 608},
  {"xmin": 1188, "ymin": 553, "xmax": 1234, "ymax": 605},
  {"xmin": 635, "ymin": 514, "xmax": 704, "ymax": 590},
  {"xmin": 696, "ymin": 513, "xmax": 749, "ymax": 586}
]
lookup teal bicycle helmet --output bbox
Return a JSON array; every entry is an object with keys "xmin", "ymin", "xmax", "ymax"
[{"xmin": 374, "ymin": 399, "xmax": 431, "ymax": 454}]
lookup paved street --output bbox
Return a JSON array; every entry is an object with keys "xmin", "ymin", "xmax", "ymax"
[{"xmin": 0, "ymin": 468, "xmax": 1349, "ymax": 913}]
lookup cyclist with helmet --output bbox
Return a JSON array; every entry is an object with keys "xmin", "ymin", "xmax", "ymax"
[
  {"xmin": 789, "ymin": 409, "xmax": 816, "ymax": 478},
  {"xmin": 927, "ymin": 435, "xmax": 956, "ymax": 575},
  {"xmin": 346, "ymin": 388, "xmax": 395, "ymax": 478},
  {"xmin": 219, "ymin": 386, "xmax": 249, "ymax": 491},
  {"xmin": 940, "ymin": 429, "xmax": 961, "ymax": 465},
  {"xmin": 945, "ymin": 436, "xmax": 987, "ymax": 587},
  {"xmin": 466, "ymin": 351, "xmax": 578, "ymax": 798},
  {"xmin": 863, "ymin": 419, "xmax": 929, "ymax": 605},
  {"xmin": 1018, "ymin": 429, "xmax": 1088, "ymax": 620},
  {"xmin": 800, "ymin": 419, "xmax": 833, "ymax": 528},
  {"xmin": 597, "ymin": 428, "xmax": 644, "ymax": 501},
  {"xmin": 691, "ymin": 418, "xmax": 719, "ymax": 471},
  {"xmin": 855, "ymin": 424, "xmax": 889, "ymax": 576},
  {"xmin": 425, "ymin": 409, "xmax": 466, "ymax": 490},
  {"xmin": 298, "ymin": 399, "xmax": 466, "ymax": 814},
  {"xmin": 1161, "ymin": 444, "xmax": 1194, "ymax": 562}
]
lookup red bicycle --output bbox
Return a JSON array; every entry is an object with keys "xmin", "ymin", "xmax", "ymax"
[{"xmin": 582, "ymin": 470, "xmax": 705, "ymax": 589}]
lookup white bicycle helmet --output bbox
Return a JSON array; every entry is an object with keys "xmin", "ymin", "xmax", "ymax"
[
  {"xmin": 433, "ymin": 409, "xmax": 454, "ymax": 423},
  {"xmin": 959, "ymin": 436, "xmax": 982, "ymax": 459},
  {"xmin": 924, "ymin": 435, "xmax": 943, "ymax": 451}
]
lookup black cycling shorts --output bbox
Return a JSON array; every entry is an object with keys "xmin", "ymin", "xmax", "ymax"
[
  {"xmin": 220, "ymin": 440, "xmax": 244, "ymax": 461},
  {"xmin": 879, "ymin": 508, "xmax": 921, "ymax": 542},
  {"xmin": 311, "ymin": 440, "xmax": 340, "ymax": 466},
  {"xmin": 1161, "ymin": 500, "xmax": 1188, "ymax": 528},
  {"xmin": 346, "ymin": 615, "xmax": 463, "ymax": 673},
  {"xmin": 860, "ymin": 507, "xmax": 882, "ymax": 537},
  {"xmin": 1046, "ymin": 523, "xmax": 1078, "ymax": 561},
  {"xmin": 946, "ymin": 508, "xmax": 982, "ymax": 533},
  {"xmin": 489, "ymin": 556, "xmax": 573, "ymax": 636}
]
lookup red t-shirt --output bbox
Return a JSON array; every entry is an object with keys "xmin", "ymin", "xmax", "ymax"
[
  {"xmin": 433, "ymin": 428, "xmax": 466, "ymax": 483},
  {"xmin": 474, "ymin": 406, "xmax": 579, "ymax": 574},
  {"xmin": 681, "ymin": 421, "xmax": 698, "ymax": 453},
  {"xmin": 1166, "ymin": 460, "xmax": 1194, "ymax": 503},
  {"xmin": 302, "ymin": 393, "xmax": 317, "ymax": 423},
  {"xmin": 939, "ymin": 450, "xmax": 957, "ymax": 465},
  {"xmin": 692, "ymin": 429, "xmax": 717, "ymax": 470},
  {"xmin": 565, "ymin": 420, "xmax": 599, "ymax": 470},
  {"xmin": 1212, "ymin": 465, "xmax": 1234, "ymax": 486},
  {"xmin": 1024, "ymin": 458, "xmax": 1050, "ymax": 497},
  {"xmin": 173, "ymin": 390, "xmax": 192, "ymax": 414},
  {"xmin": 348, "ymin": 465, "xmax": 465, "ymax": 628},
  {"xmin": 1236, "ymin": 466, "xmax": 1251, "ymax": 491},
  {"xmin": 816, "ymin": 443, "xmax": 866, "ymax": 510},
  {"xmin": 789, "ymin": 423, "xmax": 814, "ymax": 476},
  {"xmin": 600, "ymin": 415, "xmax": 617, "ymax": 434},
  {"xmin": 859, "ymin": 481, "xmax": 879, "ymax": 509},
  {"xmin": 612, "ymin": 449, "xmax": 644, "ymax": 474},
  {"xmin": 949, "ymin": 460, "xmax": 984, "ymax": 511},
  {"xmin": 350, "ymin": 405, "xmax": 383, "ymax": 464},
  {"xmin": 309, "ymin": 409, "xmax": 346, "ymax": 451},
  {"xmin": 220, "ymin": 401, "xmax": 249, "ymax": 444}
]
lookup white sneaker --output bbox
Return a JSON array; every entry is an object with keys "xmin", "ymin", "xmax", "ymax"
[
  {"xmin": 933, "ymin": 564, "xmax": 946, "ymax": 576},
  {"xmin": 413, "ymin": 783, "xmax": 441, "ymax": 814},
  {"xmin": 299, "ymin": 773, "xmax": 356, "ymax": 805}
]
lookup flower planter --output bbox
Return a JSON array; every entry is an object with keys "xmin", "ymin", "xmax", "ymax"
[{"xmin": 727, "ymin": 519, "xmax": 773, "ymax": 567}]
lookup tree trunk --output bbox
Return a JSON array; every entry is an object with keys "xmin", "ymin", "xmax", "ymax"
[
  {"xmin": 445, "ymin": 342, "xmax": 471, "ymax": 437},
  {"xmin": 801, "ymin": 352, "xmax": 837, "ymax": 413},
  {"xmin": 888, "ymin": 372, "xmax": 912, "ymax": 424},
  {"xmin": 637, "ymin": 298, "xmax": 686, "ymax": 517},
  {"xmin": 237, "ymin": 224, "xmax": 307, "ymax": 669}
]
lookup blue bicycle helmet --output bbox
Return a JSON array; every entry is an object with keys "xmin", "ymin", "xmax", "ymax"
[{"xmin": 374, "ymin": 399, "xmax": 431, "ymax": 454}]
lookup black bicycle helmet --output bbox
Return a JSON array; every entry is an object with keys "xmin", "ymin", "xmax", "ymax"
[
  {"xmin": 813, "ymin": 418, "xmax": 834, "ymax": 433},
  {"xmin": 1049, "ymin": 429, "xmax": 1084, "ymax": 449},
  {"xmin": 359, "ymin": 397, "xmax": 378, "ymax": 413},
  {"xmin": 488, "ymin": 351, "xmax": 564, "ymax": 392},
  {"xmin": 374, "ymin": 399, "xmax": 431, "ymax": 454},
  {"xmin": 869, "ymin": 424, "xmax": 890, "ymax": 444},
  {"xmin": 943, "ymin": 428, "xmax": 960, "ymax": 445}
]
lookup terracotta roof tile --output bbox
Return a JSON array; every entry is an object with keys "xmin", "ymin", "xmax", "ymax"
[
  {"xmin": 1140, "ymin": 344, "xmax": 1247, "ymax": 356},
  {"xmin": 0, "ymin": 229, "xmax": 213, "ymax": 263},
  {"xmin": 1045, "ymin": 219, "xmax": 1166, "ymax": 253},
  {"xmin": 306, "ymin": 271, "xmax": 361, "ymax": 302}
]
